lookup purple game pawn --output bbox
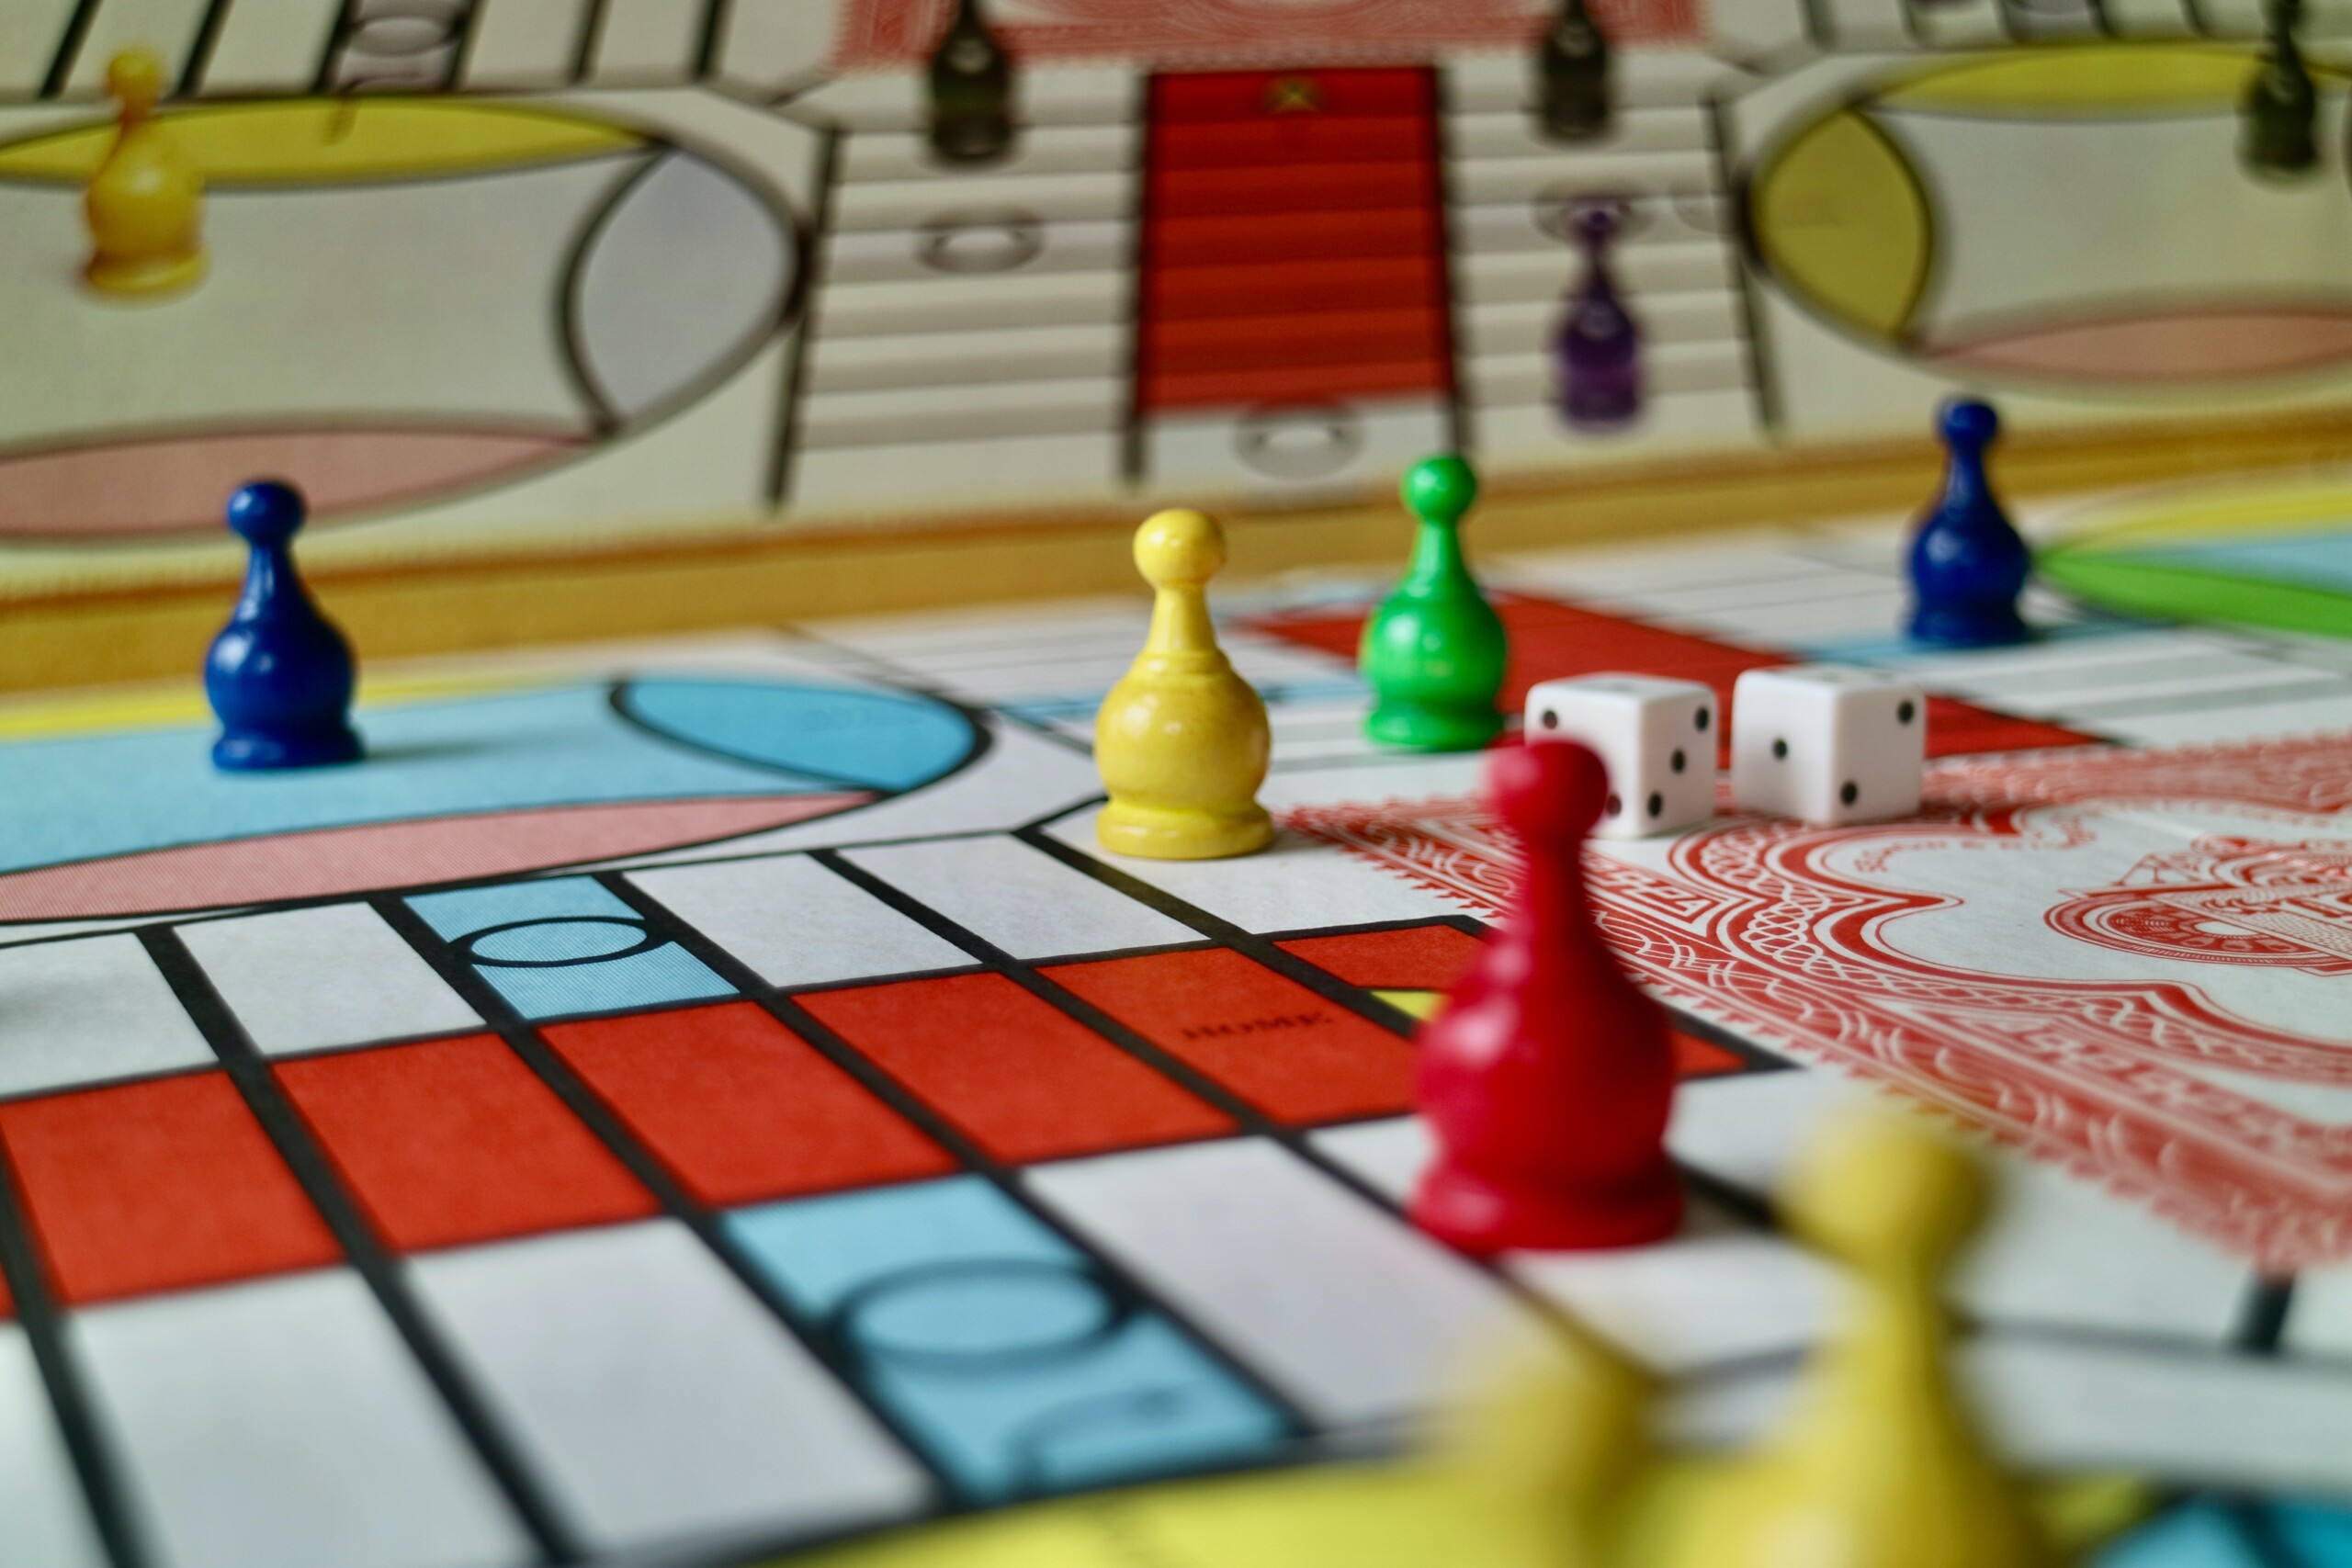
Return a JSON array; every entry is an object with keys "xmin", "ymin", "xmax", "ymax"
[{"xmin": 1555, "ymin": 202, "xmax": 1643, "ymax": 431}]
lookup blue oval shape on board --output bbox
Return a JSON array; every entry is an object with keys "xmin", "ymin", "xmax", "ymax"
[
  {"xmin": 615, "ymin": 679, "xmax": 978, "ymax": 791},
  {"xmin": 469, "ymin": 916, "xmax": 654, "ymax": 966},
  {"xmin": 848, "ymin": 1263, "xmax": 1118, "ymax": 1364}
]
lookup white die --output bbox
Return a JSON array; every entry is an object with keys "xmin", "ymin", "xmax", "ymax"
[
  {"xmin": 1730, "ymin": 665, "xmax": 1926, "ymax": 825},
  {"xmin": 1523, "ymin": 674, "xmax": 1717, "ymax": 839}
]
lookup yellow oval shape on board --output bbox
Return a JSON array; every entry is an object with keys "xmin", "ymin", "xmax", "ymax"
[
  {"xmin": 1750, "ymin": 110, "xmax": 1931, "ymax": 340},
  {"xmin": 1877, "ymin": 44, "xmax": 2287, "ymax": 116},
  {"xmin": 2056, "ymin": 477, "xmax": 2352, "ymax": 552},
  {"xmin": 0, "ymin": 99, "xmax": 641, "ymax": 185}
]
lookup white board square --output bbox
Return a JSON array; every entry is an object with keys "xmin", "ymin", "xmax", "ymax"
[
  {"xmin": 1045, "ymin": 809, "xmax": 1470, "ymax": 935},
  {"xmin": 0, "ymin": 1325, "xmax": 106, "ymax": 1568},
  {"xmin": 627, "ymin": 855, "xmax": 971, "ymax": 988},
  {"xmin": 177, "ymin": 904, "xmax": 480, "ymax": 1055},
  {"xmin": 2285, "ymin": 1261, "xmax": 2352, "ymax": 1358},
  {"xmin": 0, "ymin": 934, "xmax": 211, "ymax": 1098},
  {"xmin": 411, "ymin": 1220, "xmax": 929, "ymax": 1551},
  {"xmin": 1312, "ymin": 1116, "xmax": 1835, "ymax": 1372},
  {"xmin": 1026, "ymin": 1137, "xmax": 1553, "ymax": 1429},
  {"xmin": 842, "ymin": 836, "xmax": 1192, "ymax": 959},
  {"xmin": 74, "ymin": 1269, "xmax": 531, "ymax": 1568}
]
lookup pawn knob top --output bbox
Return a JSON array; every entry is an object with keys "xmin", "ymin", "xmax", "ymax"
[
  {"xmin": 1132, "ymin": 508, "xmax": 1225, "ymax": 590},
  {"xmin": 1402, "ymin": 454, "xmax": 1478, "ymax": 525},
  {"xmin": 1490, "ymin": 739, "xmax": 1607, "ymax": 850},
  {"xmin": 1939, "ymin": 396, "xmax": 1999, "ymax": 451},
  {"xmin": 1781, "ymin": 1111, "xmax": 1990, "ymax": 1280},
  {"xmin": 225, "ymin": 480, "xmax": 307, "ymax": 548},
  {"xmin": 1570, "ymin": 200, "xmax": 1622, "ymax": 245},
  {"xmin": 107, "ymin": 49, "xmax": 165, "ymax": 116}
]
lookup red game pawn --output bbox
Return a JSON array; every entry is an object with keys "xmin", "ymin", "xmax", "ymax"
[{"xmin": 1411, "ymin": 741, "xmax": 1683, "ymax": 1253}]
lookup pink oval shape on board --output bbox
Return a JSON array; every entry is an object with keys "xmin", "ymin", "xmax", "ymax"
[
  {"xmin": 0, "ymin": 795, "xmax": 867, "ymax": 921},
  {"xmin": 0, "ymin": 426, "xmax": 584, "ymax": 541},
  {"xmin": 1928, "ymin": 304, "xmax": 2352, "ymax": 384}
]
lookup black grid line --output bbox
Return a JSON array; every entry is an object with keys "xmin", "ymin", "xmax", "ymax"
[
  {"xmin": 1706, "ymin": 85, "xmax": 1781, "ymax": 440},
  {"xmin": 1110, "ymin": 66, "xmax": 1149, "ymax": 490},
  {"xmin": 0, "ymin": 1141, "xmax": 150, "ymax": 1568},
  {"xmin": 2226, "ymin": 1496, "xmax": 2321, "ymax": 1568},
  {"xmin": 571, "ymin": 0, "xmax": 613, "ymax": 83},
  {"xmin": 134, "ymin": 928, "xmax": 581, "ymax": 1564},
  {"xmin": 447, "ymin": 0, "xmax": 490, "ymax": 89},
  {"xmin": 362, "ymin": 894, "xmax": 972, "ymax": 1509},
  {"xmin": 587, "ymin": 868, "xmax": 1323, "ymax": 1444},
  {"xmin": 1016, "ymin": 828, "xmax": 1796, "ymax": 1125},
  {"xmin": 311, "ymin": 0, "xmax": 361, "ymax": 94},
  {"xmin": 379, "ymin": 881, "xmax": 1343, "ymax": 1521},
  {"xmin": 40, "ymin": 0, "xmax": 104, "ymax": 97},
  {"xmin": 794, "ymin": 847, "xmax": 1610, "ymax": 1336},
  {"xmin": 180, "ymin": 0, "xmax": 236, "ymax": 96},
  {"xmin": 0, "ymin": 829, "xmax": 2333, "ymax": 1567},
  {"xmin": 769, "ymin": 125, "xmax": 841, "ymax": 508},
  {"xmin": 1428, "ymin": 64, "xmax": 1475, "ymax": 459},
  {"xmin": 2234, "ymin": 1276, "xmax": 2295, "ymax": 1355},
  {"xmin": 1009, "ymin": 832, "xmax": 1427, "ymax": 1037},
  {"xmin": 695, "ymin": 0, "xmax": 731, "ymax": 80},
  {"xmin": 1121, "ymin": 73, "xmax": 1159, "ymax": 486}
]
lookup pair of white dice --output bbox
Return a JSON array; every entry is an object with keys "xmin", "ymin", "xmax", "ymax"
[{"xmin": 1523, "ymin": 667, "xmax": 1926, "ymax": 839}]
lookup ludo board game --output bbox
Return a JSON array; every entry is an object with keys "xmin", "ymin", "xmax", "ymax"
[{"xmin": 2, "ymin": 4, "xmax": 2352, "ymax": 1568}]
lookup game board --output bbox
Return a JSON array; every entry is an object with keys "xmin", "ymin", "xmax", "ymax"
[
  {"xmin": 3, "ymin": 500, "xmax": 2352, "ymax": 1568},
  {"xmin": 4, "ymin": 1, "xmax": 2352, "ymax": 611}
]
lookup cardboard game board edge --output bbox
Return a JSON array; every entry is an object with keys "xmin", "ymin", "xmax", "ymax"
[{"xmin": 6, "ymin": 407, "xmax": 2352, "ymax": 696}]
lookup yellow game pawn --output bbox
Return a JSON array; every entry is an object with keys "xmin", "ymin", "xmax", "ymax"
[
  {"xmin": 1451, "ymin": 1334, "xmax": 1669, "ymax": 1568},
  {"xmin": 1667, "ymin": 1111, "xmax": 2047, "ymax": 1568},
  {"xmin": 1095, "ymin": 509, "xmax": 1273, "ymax": 860},
  {"xmin": 85, "ymin": 49, "xmax": 206, "ymax": 299}
]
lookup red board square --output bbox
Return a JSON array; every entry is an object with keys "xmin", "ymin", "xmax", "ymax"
[
  {"xmin": 1045, "ymin": 948, "xmax": 1418, "ymax": 1124},
  {"xmin": 1277, "ymin": 924, "xmax": 1486, "ymax": 991},
  {"xmin": 1252, "ymin": 595, "xmax": 2099, "ymax": 762},
  {"xmin": 1276, "ymin": 923, "xmax": 1747, "ymax": 1080},
  {"xmin": 800, "ymin": 974, "xmax": 1233, "ymax": 1162},
  {"xmin": 0, "ymin": 1073, "xmax": 339, "ymax": 1304},
  {"xmin": 277, "ymin": 1035, "xmax": 656, "ymax": 1253},
  {"xmin": 542, "ymin": 1002, "xmax": 956, "ymax": 1207}
]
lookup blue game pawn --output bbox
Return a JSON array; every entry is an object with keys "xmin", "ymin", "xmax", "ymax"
[
  {"xmin": 1906, "ymin": 398, "xmax": 2030, "ymax": 647},
  {"xmin": 1556, "ymin": 202, "xmax": 1642, "ymax": 431},
  {"xmin": 206, "ymin": 481, "xmax": 362, "ymax": 770}
]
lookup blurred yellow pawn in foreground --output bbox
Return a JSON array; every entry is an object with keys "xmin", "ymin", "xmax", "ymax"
[
  {"xmin": 1667, "ymin": 1111, "xmax": 2048, "ymax": 1568},
  {"xmin": 85, "ymin": 49, "xmax": 206, "ymax": 299},
  {"xmin": 1095, "ymin": 509, "xmax": 1272, "ymax": 860},
  {"xmin": 1455, "ymin": 1110, "xmax": 2064, "ymax": 1568}
]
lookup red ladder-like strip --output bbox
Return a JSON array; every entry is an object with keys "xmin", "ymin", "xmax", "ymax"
[{"xmin": 1136, "ymin": 66, "xmax": 1457, "ymax": 413}]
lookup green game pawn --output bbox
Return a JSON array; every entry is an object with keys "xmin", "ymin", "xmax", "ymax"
[{"xmin": 1360, "ymin": 456, "xmax": 1508, "ymax": 751}]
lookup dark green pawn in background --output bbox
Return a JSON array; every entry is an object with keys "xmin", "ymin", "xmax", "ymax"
[
  {"xmin": 1360, "ymin": 456, "xmax": 1509, "ymax": 752},
  {"xmin": 928, "ymin": 0, "xmax": 1017, "ymax": 166},
  {"xmin": 2244, "ymin": 0, "xmax": 2317, "ymax": 179},
  {"xmin": 1534, "ymin": 0, "xmax": 1613, "ymax": 142}
]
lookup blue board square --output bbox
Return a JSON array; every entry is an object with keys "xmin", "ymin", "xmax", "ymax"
[
  {"xmin": 728, "ymin": 1177, "xmax": 1286, "ymax": 1500},
  {"xmin": 407, "ymin": 876, "xmax": 733, "ymax": 1021}
]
